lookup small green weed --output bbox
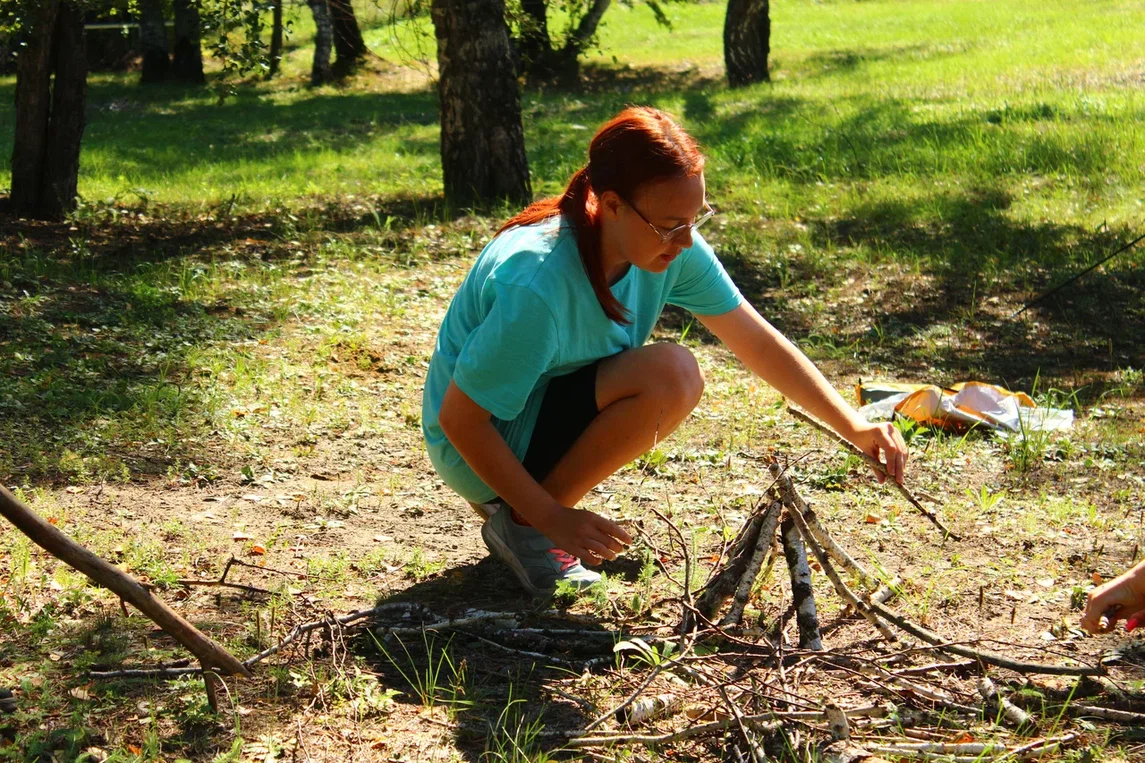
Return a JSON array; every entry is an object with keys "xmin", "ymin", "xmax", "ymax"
[
  {"xmin": 370, "ymin": 631, "xmax": 469, "ymax": 713},
  {"xmin": 482, "ymin": 685, "xmax": 552, "ymax": 763},
  {"xmin": 966, "ymin": 485, "xmax": 1005, "ymax": 514},
  {"xmin": 404, "ymin": 548, "xmax": 445, "ymax": 582}
]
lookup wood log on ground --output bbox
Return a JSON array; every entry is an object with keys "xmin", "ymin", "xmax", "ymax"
[
  {"xmin": 978, "ymin": 676, "xmax": 1036, "ymax": 731},
  {"xmin": 690, "ymin": 504, "xmax": 769, "ymax": 628},
  {"xmin": 776, "ymin": 483, "xmax": 899, "ymax": 643},
  {"xmin": 720, "ymin": 500, "xmax": 782, "ymax": 627},
  {"xmin": 780, "ymin": 511, "xmax": 822, "ymax": 650},
  {"xmin": 0, "ymin": 485, "xmax": 249, "ymax": 679}
]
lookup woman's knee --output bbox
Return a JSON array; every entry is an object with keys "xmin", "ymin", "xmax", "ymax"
[
  {"xmin": 597, "ymin": 343, "xmax": 705, "ymax": 412},
  {"xmin": 648, "ymin": 343, "xmax": 705, "ymax": 411}
]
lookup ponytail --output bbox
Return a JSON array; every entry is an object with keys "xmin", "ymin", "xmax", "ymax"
[
  {"xmin": 560, "ymin": 167, "xmax": 628, "ymax": 323},
  {"xmin": 499, "ymin": 165, "xmax": 629, "ymax": 324}
]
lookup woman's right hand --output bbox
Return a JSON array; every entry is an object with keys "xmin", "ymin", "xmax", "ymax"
[
  {"xmin": 533, "ymin": 505, "xmax": 632, "ymax": 565},
  {"xmin": 1081, "ymin": 561, "xmax": 1145, "ymax": 634}
]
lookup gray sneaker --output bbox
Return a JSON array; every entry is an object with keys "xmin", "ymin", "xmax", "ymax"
[{"xmin": 480, "ymin": 507, "xmax": 601, "ymax": 595}]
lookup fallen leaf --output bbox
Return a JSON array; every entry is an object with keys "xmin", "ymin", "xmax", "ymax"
[
  {"xmin": 864, "ymin": 513, "xmax": 882, "ymax": 524},
  {"xmin": 240, "ymin": 495, "xmax": 263, "ymax": 503},
  {"xmin": 249, "ymin": 545, "xmax": 266, "ymax": 556},
  {"xmin": 49, "ymin": 652, "xmax": 63, "ymax": 662},
  {"xmin": 1036, "ymin": 577, "xmax": 1055, "ymax": 589},
  {"xmin": 373, "ymin": 535, "xmax": 393, "ymax": 543},
  {"xmin": 69, "ymin": 687, "xmax": 91, "ymax": 701},
  {"xmin": 65, "ymin": 486, "xmax": 83, "ymax": 494},
  {"xmin": 233, "ymin": 532, "xmax": 252, "ymax": 541},
  {"xmin": 47, "ymin": 517, "xmax": 59, "ymax": 526},
  {"xmin": 1092, "ymin": 572, "xmax": 1103, "ymax": 585}
]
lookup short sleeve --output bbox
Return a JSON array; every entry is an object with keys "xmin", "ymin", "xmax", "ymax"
[
  {"xmin": 452, "ymin": 282, "xmax": 559, "ymax": 421},
  {"xmin": 666, "ymin": 232, "xmax": 743, "ymax": 316}
]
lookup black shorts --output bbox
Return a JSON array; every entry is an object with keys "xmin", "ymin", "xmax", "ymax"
[{"xmin": 520, "ymin": 361, "xmax": 601, "ymax": 483}]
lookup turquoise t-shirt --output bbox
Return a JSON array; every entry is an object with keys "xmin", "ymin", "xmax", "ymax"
[{"xmin": 421, "ymin": 217, "xmax": 743, "ymax": 503}]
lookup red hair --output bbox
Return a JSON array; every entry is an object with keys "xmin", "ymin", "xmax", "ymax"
[{"xmin": 499, "ymin": 106, "xmax": 705, "ymax": 323}]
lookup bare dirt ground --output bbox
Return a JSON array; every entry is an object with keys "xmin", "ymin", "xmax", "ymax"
[{"xmin": 1, "ymin": 207, "xmax": 1143, "ymax": 762}]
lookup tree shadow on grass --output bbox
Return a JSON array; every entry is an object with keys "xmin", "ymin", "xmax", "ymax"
[
  {"xmin": 357, "ymin": 559, "xmax": 634, "ymax": 760},
  {"xmin": 0, "ymin": 77, "xmax": 441, "ymax": 198},
  {"xmin": 803, "ymin": 187, "xmax": 1145, "ymax": 388},
  {"xmin": 0, "ymin": 235, "xmax": 260, "ymax": 484},
  {"xmin": 797, "ymin": 42, "xmax": 961, "ymax": 80}
]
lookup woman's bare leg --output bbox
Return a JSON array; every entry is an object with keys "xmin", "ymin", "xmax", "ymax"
[{"xmin": 539, "ymin": 343, "xmax": 704, "ymax": 508}]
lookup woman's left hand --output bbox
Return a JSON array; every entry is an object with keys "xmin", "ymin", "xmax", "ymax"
[{"xmin": 846, "ymin": 420, "xmax": 909, "ymax": 484}]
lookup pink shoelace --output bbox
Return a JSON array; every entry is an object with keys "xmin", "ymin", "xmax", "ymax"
[{"xmin": 548, "ymin": 548, "xmax": 580, "ymax": 572}]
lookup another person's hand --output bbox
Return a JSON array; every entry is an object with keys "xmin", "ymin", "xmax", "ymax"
[
  {"xmin": 846, "ymin": 420, "xmax": 909, "ymax": 485},
  {"xmin": 534, "ymin": 505, "xmax": 632, "ymax": 565},
  {"xmin": 1081, "ymin": 560, "xmax": 1145, "ymax": 634}
]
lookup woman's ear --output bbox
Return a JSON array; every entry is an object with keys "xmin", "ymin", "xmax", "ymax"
[{"xmin": 598, "ymin": 189, "xmax": 623, "ymax": 220}]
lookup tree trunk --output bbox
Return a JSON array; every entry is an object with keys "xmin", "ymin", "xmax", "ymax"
[
  {"xmin": 724, "ymin": 0, "xmax": 770, "ymax": 87},
  {"xmin": 139, "ymin": 0, "xmax": 171, "ymax": 83},
  {"xmin": 43, "ymin": 2, "xmax": 87, "ymax": 219},
  {"xmin": 330, "ymin": 0, "xmax": 368, "ymax": 77},
  {"xmin": 431, "ymin": 0, "xmax": 531, "ymax": 209},
  {"xmin": 10, "ymin": 1, "xmax": 58, "ymax": 217},
  {"xmin": 9, "ymin": 0, "xmax": 87, "ymax": 221},
  {"xmin": 519, "ymin": 0, "xmax": 609, "ymax": 86},
  {"xmin": 172, "ymin": 0, "xmax": 205, "ymax": 84},
  {"xmin": 309, "ymin": 0, "xmax": 335, "ymax": 85},
  {"xmin": 268, "ymin": 0, "xmax": 284, "ymax": 77},
  {"xmin": 517, "ymin": 0, "xmax": 552, "ymax": 78}
]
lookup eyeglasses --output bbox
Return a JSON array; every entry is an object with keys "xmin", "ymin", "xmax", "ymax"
[{"xmin": 622, "ymin": 197, "xmax": 717, "ymax": 244}]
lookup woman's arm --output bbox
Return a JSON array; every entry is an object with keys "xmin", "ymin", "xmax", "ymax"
[
  {"xmin": 698, "ymin": 302, "xmax": 908, "ymax": 483},
  {"xmin": 438, "ymin": 380, "xmax": 630, "ymax": 560}
]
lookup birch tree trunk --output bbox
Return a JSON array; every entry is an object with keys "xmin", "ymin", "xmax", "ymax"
[
  {"xmin": 330, "ymin": 0, "xmax": 368, "ymax": 77},
  {"xmin": 309, "ymin": 0, "xmax": 335, "ymax": 85},
  {"xmin": 9, "ymin": 0, "xmax": 87, "ymax": 221},
  {"xmin": 268, "ymin": 0, "xmax": 284, "ymax": 77},
  {"xmin": 431, "ymin": 0, "xmax": 531, "ymax": 208},
  {"xmin": 172, "ymin": 0, "xmax": 205, "ymax": 84},
  {"xmin": 139, "ymin": 0, "xmax": 171, "ymax": 83},
  {"xmin": 724, "ymin": 0, "xmax": 770, "ymax": 87}
]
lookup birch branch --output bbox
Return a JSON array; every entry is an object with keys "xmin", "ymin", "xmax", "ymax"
[
  {"xmin": 780, "ymin": 510, "xmax": 822, "ymax": 650},
  {"xmin": 978, "ymin": 676, "xmax": 1036, "ymax": 730},
  {"xmin": 720, "ymin": 500, "xmax": 782, "ymax": 627},
  {"xmin": 865, "ymin": 600, "xmax": 1103, "ymax": 676}
]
